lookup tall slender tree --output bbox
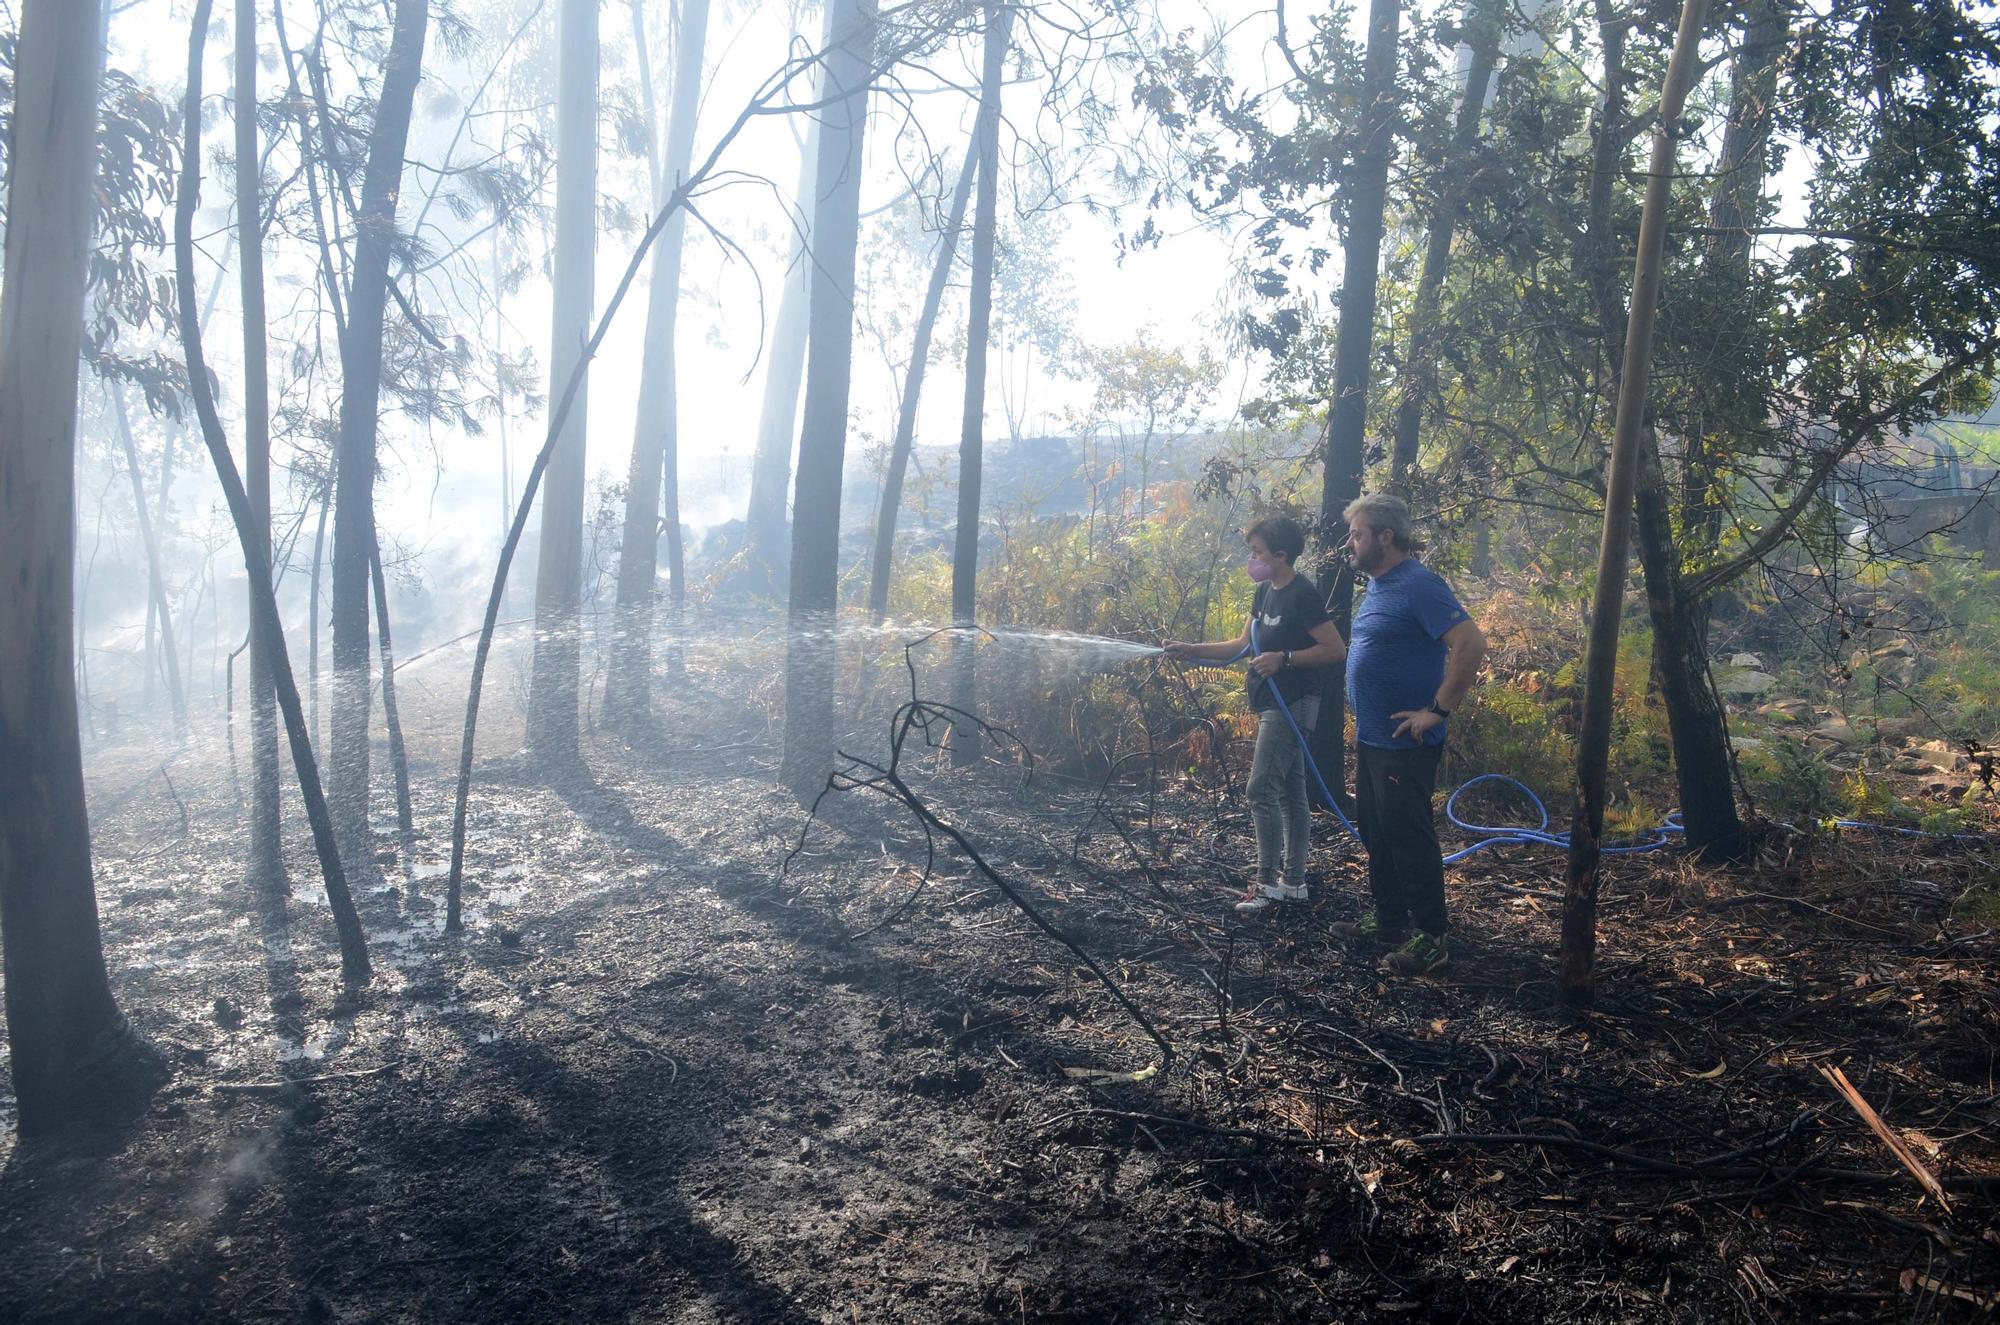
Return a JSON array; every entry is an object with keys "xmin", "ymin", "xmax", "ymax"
[
  {"xmin": 0, "ymin": 0, "xmax": 163, "ymax": 1136},
  {"xmin": 746, "ymin": 3, "xmax": 833, "ymax": 588},
  {"xmin": 110, "ymin": 388, "xmax": 189, "ymax": 729},
  {"xmin": 177, "ymin": 0, "xmax": 370, "ymax": 983},
  {"xmin": 1387, "ymin": 0, "xmax": 1507, "ymax": 484},
  {"xmin": 238, "ymin": 0, "xmax": 285, "ymax": 896},
  {"xmin": 1561, "ymin": 0, "xmax": 1712, "ymax": 1002},
  {"xmin": 782, "ymin": 0, "xmax": 877, "ymax": 802},
  {"xmin": 950, "ymin": 1, "xmax": 1013, "ymax": 765},
  {"xmin": 608, "ymin": 0, "xmax": 713, "ymax": 719},
  {"xmin": 528, "ymin": 0, "xmax": 600, "ymax": 766},
  {"xmin": 330, "ymin": 0, "xmax": 431, "ymax": 872},
  {"xmin": 865, "ymin": 147, "xmax": 978, "ymax": 623},
  {"xmin": 1306, "ymin": 0, "xmax": 1400, "ymax": 809},
  {"xmin": 1624, "ymin": 0, "xmax": 1784, "ymax": 865}
]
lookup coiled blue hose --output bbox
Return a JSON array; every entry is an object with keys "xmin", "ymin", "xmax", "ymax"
[{"xmin": 1194, "ymin": 620, "xmax": 1982, "ymax": 857}]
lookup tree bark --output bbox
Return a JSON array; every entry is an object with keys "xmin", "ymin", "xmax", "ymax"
[
  {"xmin": 0, "ymin": 0, "xmax": 163, "ymax": 1136},
  {"xmin": 110, "ymin": 387, "xmax": 189, "ymax": 729},
  {"xmin": 1632, "ymin": 431, "xmax": 1743, "ymax": 859},
  {"xmin": 371, "ymin": 543, "xmax": 418, "ymax": 876},
  {"xmin": 1388, "ymin": 0, "xmax": 1505, "ymax": 485},
  {"xmin": 608, "ymin": 0, "xmax": 711, "ymax": 720},
  {"xmin": 781, "ymin": 0, "xmax": 876, "ymax": 803},
  {"xmin": 950, "ymin": 1, "xmax": 1011, "ymax": 767},
  {"xmin": 1308, "ymin": 0, "xmax": 1400, "ymax": 810},
  {"xmin": 1561, "ymin": 0, "xmax": 1712, "ymax": 1004},
  {"xmin": 865, "ymin": 148, "xmax": 978, "ymax": 624},
  {"xmin": 1582, "ymin": 0, "xmax": 1633, "ymax": 394},
  {"xmin": 528, "ymin": 0, "xmax": 599, "ymax": 767},
  {"xmin": 331, "ymin": 0, "xmax": 430, "ymax": 875},
  {"xmin": 746, "ymin": 5, "xmax": 835, "ymax": 588},
  {"xmin": 238, "ymin": 0, "xmax": 286, "ymax": 897},
  {"xmin": 308, "ymin": 475, "xmax": 331, "ymax": 746},
  {"xmin": 176, "ymin": 0, "xmax": 371, "ymax": 983},
  {"xmin": 1626, "ymin": 0, "xmax": 1783, "ymax": 863},
  {"xmin": 448, "ymin": 12, "xmax": 866, "ymax": 922}
]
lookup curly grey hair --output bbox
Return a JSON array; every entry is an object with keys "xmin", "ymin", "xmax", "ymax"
[{"xmin": 1341, "ymin": 493, "xmax": 1421, "ymax": 551}]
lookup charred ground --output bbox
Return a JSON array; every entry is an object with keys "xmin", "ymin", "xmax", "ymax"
[{"xmin": 1, "ymin": 674, "xmax": 1995, "ymax": 1324}]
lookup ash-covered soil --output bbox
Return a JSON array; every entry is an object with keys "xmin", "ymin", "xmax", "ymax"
[{"xmin": 2, "ymin": 675, "xmax": 1996, "ymax": 1323}]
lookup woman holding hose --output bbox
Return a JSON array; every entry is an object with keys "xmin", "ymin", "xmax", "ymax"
[{"xmin": 1165, "ymin": 515, "xmax": 1347, "ymax": 913}]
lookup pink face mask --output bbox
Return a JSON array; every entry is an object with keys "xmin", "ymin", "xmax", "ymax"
[{"xmin": 1247, "ymin": 557, "xmax": 1274, "ymax": 584}]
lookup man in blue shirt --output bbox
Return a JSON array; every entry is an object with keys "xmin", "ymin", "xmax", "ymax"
[{"xmin": 1332, "ymin": 494, "xmax": 1486, "ymax": 974}]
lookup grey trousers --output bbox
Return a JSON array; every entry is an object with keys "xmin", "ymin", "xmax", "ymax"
[{"xmin": 1247, "ymin": 697, "xmax": 1318, "ymax": 887}]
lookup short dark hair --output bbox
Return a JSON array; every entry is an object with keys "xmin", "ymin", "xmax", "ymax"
[{"xmin": 1245, "ymin": 514, "xmax": 1306, "ymax": 565}]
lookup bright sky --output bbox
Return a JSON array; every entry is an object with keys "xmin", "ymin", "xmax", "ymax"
[{"xmin": 101, "ymin": 0, "xmax": 1283, "ymax": 576}]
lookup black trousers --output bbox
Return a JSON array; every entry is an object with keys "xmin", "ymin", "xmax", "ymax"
[{"xmin": 1354, "ymin": 742, "xmax": 1449, "ymax": 936}]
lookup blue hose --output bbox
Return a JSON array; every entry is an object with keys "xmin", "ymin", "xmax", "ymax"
[
  {"xmin": 1219, "ymin": 621, "xmax": 1684, "ymax": 862},
  {"xmin": 1194, "ymin": 623, "xmax": 1978, "ymax": 858}
]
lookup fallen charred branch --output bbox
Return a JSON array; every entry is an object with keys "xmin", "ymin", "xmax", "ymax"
[{"xmin": 786, "ymin": 632, "xmax": 1174, "ymax": 1075}]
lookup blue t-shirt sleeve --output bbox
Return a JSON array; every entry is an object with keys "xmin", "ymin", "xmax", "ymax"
[{"xmin": 1410, "ymin": 572, "xmax": 1471, "ymax": 640}]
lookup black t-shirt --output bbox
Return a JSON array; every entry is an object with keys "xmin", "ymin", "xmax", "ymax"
[{"xmin": 1245, "ymin": 574, "xmax": 1331, "ymax": 711}]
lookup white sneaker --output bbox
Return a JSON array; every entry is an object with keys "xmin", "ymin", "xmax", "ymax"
[{"xmin": 1235, "ymin": 882, "xmax": 1309, "ymax": 913}]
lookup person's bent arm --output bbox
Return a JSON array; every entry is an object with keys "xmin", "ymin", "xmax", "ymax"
[
  {"xmin": 1433, "ymin": 618, "xmax": 1486, "ymax": 712},
  {"xmin": 1248, "ymin": 621, "xmax": 1346, "ymax": 677},
  {"xmin": 1295, "ymin": 620, "xmax": 1347, "ymax": 667},
  {"xmin": 1389, "ymin": 617, "xmax": 1487, "ymax": 740},
  {"xmin": 1163, "ymin": 623, "xmax": 1252, "ymax": 663}
]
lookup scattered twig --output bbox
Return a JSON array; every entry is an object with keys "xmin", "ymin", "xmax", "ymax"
[
  {"xmin": 212, "ymin": 1061, "xmax": 401, "ymax": 1094},
  {"xmin": 1821, "ymin": 1064, "xmax": 1953, "ymax": 1212}
]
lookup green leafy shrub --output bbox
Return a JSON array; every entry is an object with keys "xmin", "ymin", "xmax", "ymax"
[{"xmin": 1737, "ymin": 735, "xmax": 1842, "ymax": 825}]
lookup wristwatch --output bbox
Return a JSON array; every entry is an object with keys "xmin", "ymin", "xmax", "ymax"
[
  {"xmin": 1282, "ymin": 650, "xmax": 1293, "ymax": 667},
  {"xmin": 1427, "ymin": 700, "xmax": 1452, "ymax": 718}
]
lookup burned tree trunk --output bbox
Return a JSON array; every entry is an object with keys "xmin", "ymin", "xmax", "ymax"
[
  {"xmin": 0, "ymin": 0, "xmax": 164, "ymax": 1136},
  {"xmin": 1308, "ymin": 0, "xmax": 1400, "ymax": 809},
  {"xmin": 949, "ymin": 1, "xmax": 1011, "ymax": 766},
  {"xmin": 238, "ymin": 0, "xmax": 286, "ymax": 897},
  {"xmin": 746, "ymin": 5, "xmax": 834, "ymax": 588},
  {"xmin": 782, "ymin": 0, "xmax": 877, "ymax": 803},
  {"xmin": 527, "ymin": 0, "xmax": 599, "ymax": 768},
  {"xmin": 608, "ymin": 0, "xmax": 711, "ymax": 720},
  {"xmin": 1562, "ymin": 0, "xmax": 1712, "ymax": 1003},
  {"xmin": 331, "ymin": 0, "xmax": 430, "ymax": 875},
  {"xmin": 176, "ymin": 0, "xmax": 370, "ymax": 982},
  {"xmin": 865, "ymin": 147, "xmax": 977, "ymax": 624}
]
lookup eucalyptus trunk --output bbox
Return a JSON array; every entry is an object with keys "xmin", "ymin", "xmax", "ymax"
[
  {"xmin": 1388, "ymin": 0, "xmax": 1505, "ymax": 485},
  {"xmin": 1561, "ymin": 0, "xmax": 1712, "ymax": 1002},
  {"xmin": 0, "ymin": 0, "xmax": 163, "ymax": 1136},
  {"xmin": 371, "ymin": 544, "xmax": 418, "ymax": 875},
  {"xmin": 746, "ymin": 4, "xmax": 833, "ymax": 588},
  {"xmin": 527, "ymin": 0, "xmax": 599, "ymax": 767},
  {"xmin": 176, "ymin": 0, "xmax": 370, "ymax": 983},
  {"xmin": 110, "ymin": 387, "xmax": 188, "ymax": 729},
  {"xmin": 331, "ymin": 0, "xmax": 430, "ymax": 874},
  {"xmin": 608, "ymin": 0, "xmax": 711, "ymax": 719},
  {"xmin": 1628, "ymin": 0, "xmax": 1783, "ymax": 863},
  {"xmin": 865, "ymin": 147, "xmax": 978, "ymax": 624},
  {"xmin": 238, "ymin": 0, "xmax": 285, "ymax": 896},
  {"xmin": 950, "ymin": 1, "xmax": 1011, "ymax": 767},
  {"xmin": 1308, "ymin": 0, "xmax": 1400, "ymax": 810},
  {"xmin": 781, "ymin": 0, "xmax": 876, "ymax": 803}
]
